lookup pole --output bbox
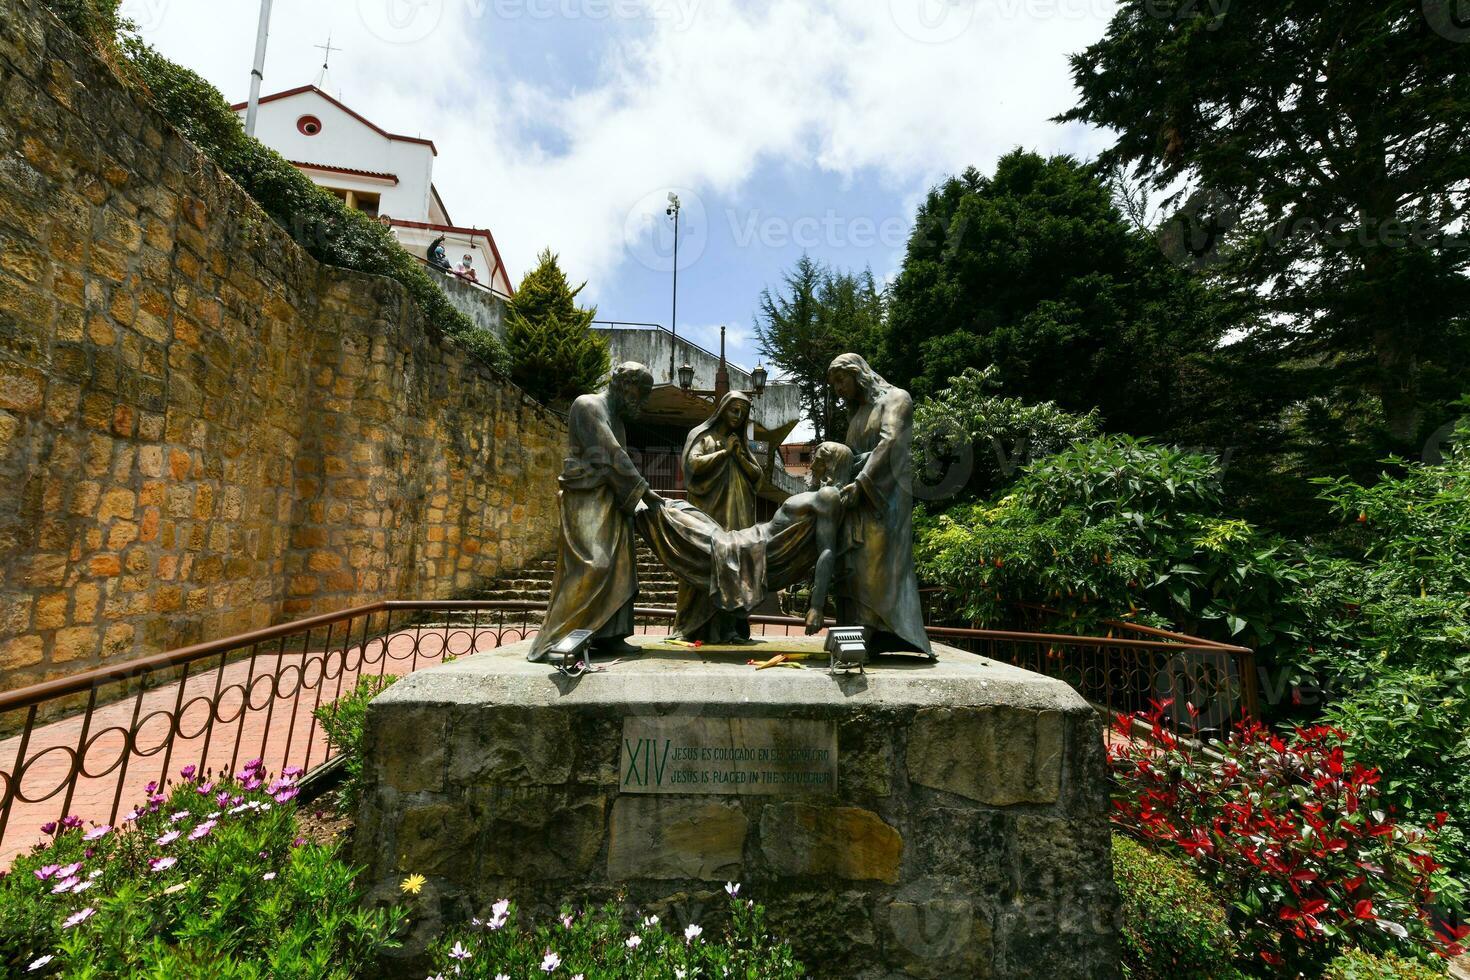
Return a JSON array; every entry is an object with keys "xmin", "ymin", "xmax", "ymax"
[
  {"xmin": 245, "ymin": 0, "xmax": 274, "ymax": 138},
  {"xmin": 669, "ymin": 203, "xmax": 679, "ymax": 383}
]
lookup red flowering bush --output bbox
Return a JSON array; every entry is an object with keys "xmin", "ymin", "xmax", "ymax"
[{"xmin": 1109, "ymin": 702, "xmax": 1467, "ymax": 974}]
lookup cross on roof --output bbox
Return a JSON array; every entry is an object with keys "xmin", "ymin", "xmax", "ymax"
[{"xmin": 315, "ymin": 33, "xmax": 343, "ymax": 72}]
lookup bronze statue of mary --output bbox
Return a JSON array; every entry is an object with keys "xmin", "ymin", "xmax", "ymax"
[{"xmin": 673, "ymin": 390, "xmax": 763, "ymax": 642}]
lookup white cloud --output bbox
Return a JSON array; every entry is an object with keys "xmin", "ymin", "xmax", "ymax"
[{"xmin": 134, "ymin": 0, "xmax": 1114, "ymax": 293}]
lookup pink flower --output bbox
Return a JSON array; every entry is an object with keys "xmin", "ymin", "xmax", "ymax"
[
  {"xmin": 51, "ymin": 876, "xmax": 80, "ymax": 894},
  {"xmin": 156, "ymin": 831, "xmax": 180, "ymax": 847},
  {"xmin": 82, "ymin": 826, "xmax": 110, "ymax": 842},
  {"xmin": 625, "ymin": 935, "xmax": 642, "ymax": 949},
  {"xmin": 60, "ymin": 816, "xmax": 82, "ymax": 830},
  {"xmin": 540, "ymin": 950, "xmax": 560, "ymax": 972},
  {"xmin": 273, "ymin": 787, "xmax": 299, "ymax": 804},
  {"xmin": 282, "ymin": 765, "xmax": 303, "ymax": 778},
  {"xmin": 195, "ymin": 781, "xmax": 215, "ymax": 795},
  {"xmin": 684, "ymin": 923, "xmax": 702, "ymax": 943},
  {"xmin": 188, "ymin": 820, "xmax": 216, "ymax": 841},
  {"xmin": 149, "ymin": 856, "xmax": 177, "ymax": 872},
  {"xmin": 58, "ymin": 863, "xmax": 82, "ymax": 878},
  {"xmin": 449, "ymin": 942, "xmax": 472, "ymax": 961},
  {"xmin": 27, "ymin": 954, "xmax": 53, "ymax": 972},
  {"xmin": 169, "ymin": 811, "xmax": 190, "ymax": 823},
  {"xmin": 62, "ymin": 907, "xmax": 95, "ymax": 929},
  {"xmin": 39, "ymin": 822, "xmax": 56, "ymax": 835},
  {"xmin": 725, "ymin": 881, "xmax": 740, "ymax": 898},
  {"xmin": 180, "ymin": 765, "xmax": 196, "ymax": 780},
  {"xmin": 34, "ymin": 865, "xmax": 60, "ymax": 881}
]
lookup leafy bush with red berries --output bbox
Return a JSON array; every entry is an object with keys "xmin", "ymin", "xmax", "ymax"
[{"xmin": 1109, "ymin": 703, "xmax": 1467, "ymax": 974}]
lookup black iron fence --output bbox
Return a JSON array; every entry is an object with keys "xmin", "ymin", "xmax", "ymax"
[{"xmin": 0, "ymin": 600, "xmax": 1252, "ymax": 863}]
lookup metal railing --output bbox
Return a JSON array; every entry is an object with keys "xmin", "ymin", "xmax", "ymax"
[{"xmin": 0, "ymin": 599, "xmax": 1251, "ymax": 863}]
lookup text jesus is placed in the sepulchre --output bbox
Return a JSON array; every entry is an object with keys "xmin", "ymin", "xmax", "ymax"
[{"xmin": 619, "ymin": 717, "xmax": 838, "ymax": 795}]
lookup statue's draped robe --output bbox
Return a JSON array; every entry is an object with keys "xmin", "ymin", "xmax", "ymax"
[
  {"xmin": 640, "ymin": 501, "xmax": 815, "ymax": 623},
  {"xmin": 841, "ymin": 385, "xmax": 934, "ymax": 656},
  {"xmin": 529, "ymin": 393, "xmax": 648, "ymax": 660},
  {"xmin": 674, "ymin": 418, "xmax": 761, "ymax": 641}
]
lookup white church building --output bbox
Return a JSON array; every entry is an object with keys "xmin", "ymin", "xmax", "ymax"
[{"xmin": 231, "ymin": 85, "xmax": 514, "ymax": 297}]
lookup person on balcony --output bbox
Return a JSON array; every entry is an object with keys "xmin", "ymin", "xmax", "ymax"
[
  {"xmin": 455, "ymin": 254, "xmax": 479, "ymax": 282},
  {"xmin": 672, "ymin": 391, "xmax": 763, "ymax": 642},
  {"xmin": 426, "ymin": 235, "xmax": 451, "ymax": 272}
]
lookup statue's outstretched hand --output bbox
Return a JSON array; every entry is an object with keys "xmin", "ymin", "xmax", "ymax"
[{"xmin": 804, "ymin": 607, "xmax": 824, "ymax": 635}]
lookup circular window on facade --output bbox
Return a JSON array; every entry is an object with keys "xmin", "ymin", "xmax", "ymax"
[{"xmin": 297, "ymin": 115, "xmax": 323, "ymax": 136}]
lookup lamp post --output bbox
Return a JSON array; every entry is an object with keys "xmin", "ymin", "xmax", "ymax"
[
  {"xmin": 244, "ymin": 0, "xmax": 274, "ymax": 138},
  {"xmin": 751, "ymin": 361, "xmax": 768, "ymax": 397},
  {"xmin": 665, "ymin": 192, "xmax": 680, "ymax": 383}
]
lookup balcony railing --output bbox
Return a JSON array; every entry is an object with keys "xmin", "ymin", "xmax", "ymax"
[{"xmin": 0, "ymin": 599, "xmax": 1252, "ymax": 864}]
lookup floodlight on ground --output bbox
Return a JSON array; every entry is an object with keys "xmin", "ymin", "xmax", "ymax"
[
  {"xmin": 825, "ymin": 627, "xmax": 868, "ymax": 674},
  {"xmin": 550, "ymin": 629, "xmax": 594, "ymax": 677}
]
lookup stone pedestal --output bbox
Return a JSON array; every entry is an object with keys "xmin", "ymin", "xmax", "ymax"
[{"xmin": 355, "ymin": 637, "xmax": 1119, "ymax": 978}]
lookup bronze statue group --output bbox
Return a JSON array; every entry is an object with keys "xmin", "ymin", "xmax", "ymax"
[{"xmin": 528, "ymin": 354, "xmax": 934, "ymax": 663}]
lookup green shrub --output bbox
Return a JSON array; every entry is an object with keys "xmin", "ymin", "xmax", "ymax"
[
  {"xmin": 423, "ymin": 886, "xmax": 804, "ymax": 979},
  {"xmin": 911, "ymin": 366, "xmax": 1100, "ymax": 503},
  {"xmin": 314, "ymin": 673, "xmax": 400, "ymax": 815},
  {"xmin": 914, "ymin": 434, "xmax": 1308, "ymax": 669},
  {"xmin": 1321, "ymin": 947, "xmax": 1448, "ymax": 980},
  {"xmin": 1112, "ymin": 835, "xmax": 1243, "ymax": 979},
  {"xmin": 0, "ymin": 762, "xmax": 404, "ymax": 977},
  {"xmin": 1278, "ymin": 419, "xmax": 1470, "ymax": 883}
]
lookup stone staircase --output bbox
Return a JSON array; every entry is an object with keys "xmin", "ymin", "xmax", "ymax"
[{"xmin": 473, "ymin": 546, "xmax": 681, "ymax": 610}]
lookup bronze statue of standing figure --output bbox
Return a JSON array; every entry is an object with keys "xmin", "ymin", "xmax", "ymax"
[
  {"xmin": 827, "ymin": 353, "xmax": 934, "ymax": 658},
  {"xmin": 529, "ymin": 363, "xmax": 661, "ymax": 662},
  {"xmin": 673, "ymin": 390, "xmax": 763, "ymax": 642}
]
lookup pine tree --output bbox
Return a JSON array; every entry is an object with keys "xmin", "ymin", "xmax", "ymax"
[{"xmin": 503, "ymin": 249, "xmax": 610, "ymax": 405}]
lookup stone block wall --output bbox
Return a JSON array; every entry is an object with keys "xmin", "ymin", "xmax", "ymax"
[
  {"xmin": 356, "ymin": 642, "xmax": 1121, "ymax": 978},
  {"xmin": 0, "ymin": 0, "xmax": 564, "ymax": 691}
]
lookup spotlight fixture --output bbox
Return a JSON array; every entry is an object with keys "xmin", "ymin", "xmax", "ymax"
[
  {"xmin": 550, "ymin": 629, "xmax": 594, "ymax": 677},
  {"xmin": 825, "ymin": 626, "xmax": 869, "ymax": 674}
]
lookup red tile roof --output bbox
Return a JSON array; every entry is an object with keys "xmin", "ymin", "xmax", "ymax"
[{"xmin": 289, "ymin": 161, "xmax": 400, "ymax": 184}]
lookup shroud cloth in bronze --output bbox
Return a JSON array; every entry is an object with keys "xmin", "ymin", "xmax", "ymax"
[{"xmin": 639, "ymin": 500, "xmax": 815, "ymax": 622}]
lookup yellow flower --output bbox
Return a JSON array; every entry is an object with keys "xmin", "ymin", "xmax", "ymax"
[{"xmin": 400, "ymin": 874, "xmax": 426, "ymax": 895}]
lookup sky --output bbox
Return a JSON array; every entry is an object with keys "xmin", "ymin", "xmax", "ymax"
[{"xmin": 130, "ymin": 0, "xmax": 1118, "ymax": 375}]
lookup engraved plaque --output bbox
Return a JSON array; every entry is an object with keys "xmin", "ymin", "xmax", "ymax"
[{"xmin": 619, "ymin": 716, "xmax": 837, "ymax": 795}]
